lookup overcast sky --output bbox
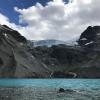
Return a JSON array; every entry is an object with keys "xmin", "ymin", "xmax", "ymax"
[{"xmin": 0, "ymin": 0, "xmax": 100, "ymax": 41}]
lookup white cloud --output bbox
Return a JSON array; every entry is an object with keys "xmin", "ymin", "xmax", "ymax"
[
  {"xmin": 0, "ymin": 13, "xmax": 27, "ymax": 37},
  {"xmin": 0, "ymin": 13, "xmax": 21, "ymax": 32},
  {"xmin": 0, "ymin": 13, "xmax": 9, "ymax": 25},
  {"xmin": 1, "ymin": 0, "xmax": 100, "ymax": 41}
]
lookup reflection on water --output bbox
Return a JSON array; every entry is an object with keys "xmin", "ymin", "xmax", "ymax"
[{"xmin": 0, "ymin": 79, "xmax": 100, "ymax": 100}]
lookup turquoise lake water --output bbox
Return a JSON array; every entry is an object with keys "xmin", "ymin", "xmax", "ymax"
[{"xmin": 0, "ymin": 79, "xmax": 100, "ymax": 100}]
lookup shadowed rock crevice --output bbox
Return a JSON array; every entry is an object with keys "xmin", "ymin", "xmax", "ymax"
[{"xmin": 0, "ymin": 58, "xmax": 3, "ymax": 66}]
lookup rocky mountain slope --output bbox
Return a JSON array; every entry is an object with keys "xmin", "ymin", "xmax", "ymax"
[
  {"xmin": 0, "ymin": 25, "xmax": 51, "ymax": 78},
  {"xmin": 30, "ymin": 26, "xmax": 100, "ymax": 78},
  {"xmin": 0, "ymin": 25, "xmax": 100, "ymax": 78}
]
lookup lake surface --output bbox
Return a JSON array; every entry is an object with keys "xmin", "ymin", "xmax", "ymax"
[{"xmin": 0, "ymin": 79, "xmax": 100, "ymax": 100}]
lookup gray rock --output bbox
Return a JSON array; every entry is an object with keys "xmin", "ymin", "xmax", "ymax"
[{"xmin": 0, "ymin": 25, "xmax": 50, "ymax": 78}]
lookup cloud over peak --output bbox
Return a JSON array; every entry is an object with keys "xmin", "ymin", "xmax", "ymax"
[{"xmin": 1, "ymin": 0, "xmax": 100, "ymax": 41}]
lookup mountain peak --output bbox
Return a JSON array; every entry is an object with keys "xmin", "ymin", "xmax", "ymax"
[
  {"xmin": 78, "ymin": 25, "xmax": 100, "ymax": 47},
  {"xmin": 0, "ymin": 25, "xmax": 27, "ymax": 43}
]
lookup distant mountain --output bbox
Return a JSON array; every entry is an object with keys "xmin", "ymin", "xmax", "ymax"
[
  {"xmin": 32, "ymin": 39, "xmax": 67, "ymax": 47},
  {"xmin": 32, "ymin": 39, "xmax": 78, "ymax": 47}
]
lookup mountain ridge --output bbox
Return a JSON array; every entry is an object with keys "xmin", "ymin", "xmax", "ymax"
[{"xmin": 0, "ymin": 25, "xmax": 100, "ymax": 78}]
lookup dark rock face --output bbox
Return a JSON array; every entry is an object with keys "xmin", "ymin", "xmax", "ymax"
[
  {"xmin": 78, "ymin": 26, "xmax": 100, "ymax": 48},
  {"xmin": 0, "ymin": 58, "xmax": 3, "ymax": 66},
  {"xmin": 30, "ymin": 45, "xmax": 86, "ymax": 66},
  {"xmin": 50, "ymin": 45, "xmax": 86, "ymax": 65}
]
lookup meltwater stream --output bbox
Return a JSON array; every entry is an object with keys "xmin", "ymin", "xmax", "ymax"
[{"xmin": 0, "ymin": 79, "xmax": 100, "ymax": 100}]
